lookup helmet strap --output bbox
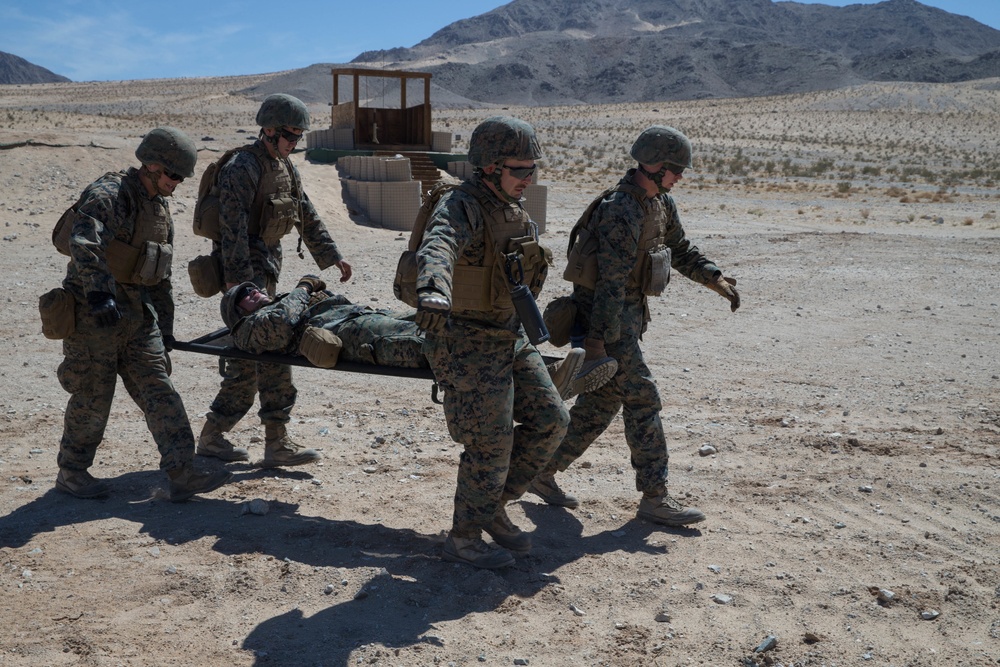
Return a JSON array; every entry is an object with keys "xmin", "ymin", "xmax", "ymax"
[
  {"xmin": 638, "ymin": 164, "xmax": 670, "ymax": 195},
  {"xmin": 482, "ymin": 163, "xmax": 519, "ymax": 203},
  {"xmin": 139, "ymin": 165, "xmax": 172, "ymax": 197}
]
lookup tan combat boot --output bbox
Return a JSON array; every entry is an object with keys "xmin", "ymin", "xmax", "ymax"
[
  {"xmin": 442, "ymin": 522, "xmax": 515, "ymax": 569},
  {"xmin": 546, "ymin": 348, "xmax": 585, "ymax": 400},
  {"xmin": 197, "ymin": 421, "xmax": 250, "ymax": 462},
  {"xmin": 167, "ymin": 465, "xmax": 232, "ymax": 503},
  {"xmin": 484, "ymin": 502, "xmax": 532, "ymax": 554},
  {"xmin": 260, "ymin": 424, "xmax": 320, "ymax": 468},
  {"xmin": 55, "ymin": 468, "xmax": 110, "ymax": 499},
  {"xmin": 528, "ymin": 469, "xmax": 580, "ymax": 508},
  {"xmin": 636, "ymin": 488, "xmax": 706, "ymax": 526}
]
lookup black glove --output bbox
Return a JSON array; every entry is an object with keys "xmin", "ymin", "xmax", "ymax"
[
  {"xmin": 415, "ymin": 293, "xmax": 451, "ymax": 334},
  {"xmin": 162, "ymin": 334, "xmax": 176, "ymax": 352},
  {"xmin": 296, "ymin": 274, "xmax": 326, "ymax": 294},
  {"xmin": 87, "ymin": 291, "xmax": 121, "ymax": 328}
]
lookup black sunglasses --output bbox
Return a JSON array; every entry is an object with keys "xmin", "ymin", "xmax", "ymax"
[
  {"xmin": 502, "ymin": 163, "xmax": 536, "ymax": 180},
  {"xmin": 279, "ymin": 127, "xmax": 305, "ymax": 143},
  {"xmin": 665, "ymin": 164, "xmax": 685, "ymax": 176},
  {"xmin": 163, "ymin": 170, "xmax": 185, "ymax": 182}
]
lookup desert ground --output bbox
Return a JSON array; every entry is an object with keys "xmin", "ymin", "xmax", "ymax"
[{"xmin": 1, "ymin": 73, "xmax": 999, "ymax": 667}]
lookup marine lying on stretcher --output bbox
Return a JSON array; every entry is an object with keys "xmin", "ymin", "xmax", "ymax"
[
  {"xmin": 215, "ymin": 275, "xmax": 617, "ymax": 401},
  {"xmin": 203, "ymin": 275, "xmax": 618, "ymax": 400}
]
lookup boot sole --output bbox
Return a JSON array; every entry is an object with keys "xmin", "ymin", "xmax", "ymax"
[
  {"xmin": 170, "ymin": 471, "xmax": 233, "ymax": 503},
  {"xmin": 528, "ymin": 483, "xmax": 580, "ymax": 509},
  {"xmin": 55, "ymin": 480, "xmax": 110, "ymax": 499},
  {"xmin": 442, "ymin": 547, "xmax": 515, "ymax": 569},
  {"xmin": 257, "ymin": 454, "xmax": 320, "ymax": 469},
  {"xmin": 196, "ymin": 447, "xmax": 250, "ymax": 462},
  {"xmin": 567, "ymin": 358, "xmax": 619, "ymax": 400},
  {"xmin": 636, "ymin": 509, "xmax": 706, "ymax": 526},
  {"xmin": 554, "ymin": 350, "xmax": 586, "ymax": 400}
]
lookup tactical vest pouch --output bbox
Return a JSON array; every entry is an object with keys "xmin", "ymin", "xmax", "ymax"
[
  {"xmin": 392, "ymin": 250, "xmax": 419, "ymax": 308},
  {"xmin": 135, "ymin": 241, "xmax": 172, "ymax": 285},
  {"xmin": 260, "ymin": 196, "xmax": 297, "ymax": 243},
  {"xmin": 105, "ymin": 238, "xmax": 142, "ymax": 284},
  {"xmin": 562, "ymin": 226, "xmax": 598, "ymax": 290},
  {"xmin": 188, "ymin": 254, "xmax": 224, "ymax": 298},
  {"xmin": 298, "ymin": 326, "xmax": 342, "ymax": 368},
  {"xmin": 642, "ymin": 245, "xmax": 672, "ymax": 297},
  {"xmin": 52, "ymin": 206, "xmax": 76, "ymax": 257},
  {"xmin": 543, "ymin": 295, "xmax": 577, "ymax": 348},
  {"xmin": 39, "ymin": 287, "xmax": 76, "ymax": 339},
  {"xmin": 452, "ymin": 265, "xmax": 491, "ymax": 312}
]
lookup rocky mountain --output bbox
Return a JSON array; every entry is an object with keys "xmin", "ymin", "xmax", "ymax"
[
  {"xmin": 0, "ymin": 51, "xmax": 70, "ymax": 85},
  {"xmin": 353, "ymin": 0, "xmax": 1000, "ymax": 104}
]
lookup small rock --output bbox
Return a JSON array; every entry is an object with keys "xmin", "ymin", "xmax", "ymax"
[
  {"xmin": 711, "ymin": 593, "xmax": 733, "ymax": 605},
  {"xmin": 754, "ymin": 635, "xmax": 778, "ymax": 653},
  {"xmin": 654, "ymin": 610, "xmax": 671, "ymax": 623},
  {"xmin": 920, "ymin": 609, "xmax": 940, "ymax": 620},
  {"xmin": 514, "ymin": 659, "xmax": 529, "ymax": 666},
  {"xmin": 875, "ymin": 588, "xmax": 895, "ymax": 604},
  {"xmin": 242, "ymin": 499, "xmax": 270, "ymax": 515},
  {"xmin": 569, "ymin": 604, "xmax": 586, "ymax": 617},
  {"xmin": 698, "ymin": 445, "xmax": 717, "ymax": 456},
  {"xmin": 859, "ymin": 485, "xmax": 874, "ymax": 493},
  {"xmin": 324, "ymin": 584, "xmax": 335, "ymax": 595}
]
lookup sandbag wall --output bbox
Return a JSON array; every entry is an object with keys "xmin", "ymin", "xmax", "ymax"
[{"xmin": 339, "ymin": 155, "xmax": 422, "ymax": 231}]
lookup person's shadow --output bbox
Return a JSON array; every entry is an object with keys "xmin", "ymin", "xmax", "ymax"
[{"xmin": 0, "ymin": 469, "xmax": 700, "ymax": 666}]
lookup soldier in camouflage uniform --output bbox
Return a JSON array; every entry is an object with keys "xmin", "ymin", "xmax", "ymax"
[
  {"xmin": 414, "ymin": 117, "xmax": 570, "ymax": 569},
  {"xmin": 218, "ymin": 279, "xmax": 592, "ymax": 394},
  {"xmin": 55, "ymin": 127, "xmax": 232, "ymax": 502},
  {"xmin": 529, "ymin": 125, "xmax": 741, "ymax": 526},
  {"xmin": 198, "ymin": 94, "xmax": 353, "ymax": 468},
  {"xmin": 220, "ymin": 278, "xmax": 427, "ymax": 370}
]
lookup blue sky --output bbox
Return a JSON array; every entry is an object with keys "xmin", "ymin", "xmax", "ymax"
[{"xmin": 3, "ymin": 1, "xmax": 998, "ymax": 82}]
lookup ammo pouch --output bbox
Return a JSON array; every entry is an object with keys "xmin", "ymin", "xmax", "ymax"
[
  {"xmin": 562, "ymin": 226, "xmax": 598, "ymax": 290},
  {"xmin": 543, "ymin": 295, "xmax": 577, "ymax": 348},
  {"xmin": 106, "ymin": 239, "xmax": 173, "ymax": 286},
  {"xmin": 188, "ymin": 254, "xmax": 224, "ymax": 298},
  {"xmin": 259, "ymin": 196, "xmax": 297, "ymax": 244},
  {"xmin": 39, "ymin": 287, "xmax": 76, "ymax": 339},
  {"xmin": 392, "ymin": 250, "xmax": 419, "ymax": 308},
  {"xmin": 641, "ymin": 245, "xmax": 672, "ymax": 297},
  {"xmin": 298, "ymin": 326, "xmax": 342, "ymax": 368}
]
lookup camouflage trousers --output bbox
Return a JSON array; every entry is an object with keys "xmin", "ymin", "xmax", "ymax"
[
  {"xmin": 57, "ymin": 302, "xmax": 194, "ymax": 473},
  {"xmin": 329, "ymin": 312, "xmax": 427, "ymax": 368},
  {"xmin": 423, "ymin": 333, "xmax": 570, "ymax": 530},
  {"xmin": 548, "ymin": 336, "xmax": 669, "ymax": 494}
]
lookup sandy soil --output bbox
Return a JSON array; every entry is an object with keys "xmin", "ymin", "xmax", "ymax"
[{"xmin": 1, "ymin": 75, "xmax": 999, "ymax": 667}]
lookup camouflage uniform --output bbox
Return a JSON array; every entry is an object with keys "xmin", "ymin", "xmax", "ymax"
[
  {"xmin": 57, "ymin": 168, "xmax": 194, "ymax": 473},
  {"xmin": 547, "ymin": 169, "xmax": 721, "ymax": 493},
  {"xmin": 417, "ymin": 173, "xmax": 570, "ymax": 532},
  {"xmin": 231, "ymin": 288, "xmax": 427, "ymax": 369},
  {"xmin": 204, "ymin": 140, "xmax": 344, "ymax": 433}
]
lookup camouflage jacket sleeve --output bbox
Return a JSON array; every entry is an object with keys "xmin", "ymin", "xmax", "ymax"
[
  {"xmin": 66, "ymin": 171, "xmax": 129, "ymax": 298},
  {"xmin": 217, "ymin": 149, "xmax": 263, "ymax": 284},
  {"xmin": 415, "ymin": 187, "xmax": 484, "ymax": 300},
  {"xmin": 232, "ymin": 288, "xmax": 312, "ymax": 355},
  {"xmin": 659, "ymin": 194, "xmax": 721, "ymax": 284},
  {"xmin": 290, "ymin": 161, "xmax": 343, "ymax": 271},
  {"xmin": 588, "ymin": 190, "xmax": 644, "ymax": 344}
]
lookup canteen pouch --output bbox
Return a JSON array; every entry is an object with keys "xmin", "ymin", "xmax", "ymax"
[{"xmin": 642, "ymin": 245, "xmax": 672, "ymax": 297}]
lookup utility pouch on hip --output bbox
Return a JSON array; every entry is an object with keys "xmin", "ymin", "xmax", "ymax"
[
  {"xmin": 39, "ymin": 287, "xmax": 76, "ymax": 339},
  {"xmin": 642, "ymin": 245, "xmax": 672, "ymax": 297},
  {"xmin": 188, "ymin": 254, "xmax": 224, "ymax": 297},
  {"xmin": 299, "ymin": 326, "xmax": 343, "ymax": 368}
]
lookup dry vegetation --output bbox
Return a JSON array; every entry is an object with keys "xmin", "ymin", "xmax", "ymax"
[{"xmin": 1, "ymin": 74, "xmax": 999, "ymax": 667}]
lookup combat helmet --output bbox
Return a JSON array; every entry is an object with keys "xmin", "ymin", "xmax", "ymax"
[
  {"xmin": 630, "ymin": 125, "xmax": 693, "ymax": 169},
  {"xmin": 467, "ymin": 116, "xmax": 542, "ymax": 168},
  {"xmin": 256, "ymin": 93, "xmax": 310, "ymax": 131},
  {"xmin": 134, "ymin": 127, "xmax": 198, "ymax": 178},
  {"xmin": 220, "ymin": 282, "xmax": 258, "ymax": 331}
]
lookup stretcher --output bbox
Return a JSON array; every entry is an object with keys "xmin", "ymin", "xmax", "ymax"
[{"xmin": 173, "ymin": 328, "xmax": 565, "ymax": 403}]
